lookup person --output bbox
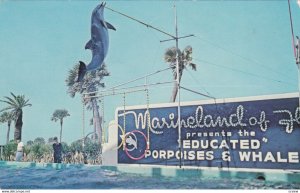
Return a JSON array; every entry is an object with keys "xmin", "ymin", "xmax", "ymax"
[
  {"xmin": 52, "ymin": 137, "xmax": 62, "ymax": 163},
  {"xmin": 15, "ymin": 140, "xmax": 24, "ymax": 162}
]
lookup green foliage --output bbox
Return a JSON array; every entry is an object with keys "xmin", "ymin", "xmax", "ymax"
[
  {"xmin": 31, "ymin": 143, "xmax": 52, "ymax": 159},
  {"xmin": 0, "ymin": 92, "xmax": 32, "ymax": 114},
  {"xmin": 84, "ymin": 140, "xmax": 100, "ymax": 156},
  {"xmin": 61, "ymin": 142, "xmax": 69, "ymax": 154},
  {"xmin": 1, "ymin": 136, "xmax": 102, "ymax": 163},
  {"xmin": 23, "ymin": 145, "xmax": 31, "ymax": 155},
  {"xmin": 26, "ymin": 140, "xmax": 34, "ymax": 146},
  {"xmin": 0, "ymin": 111, "xmax": 15, "ymax": 124},
  {"xmin": 48, "ymin": 137, "xmax": 55, "ymax": 144},
  {"xmin": 65, "ymin": 63, "xmax": 109, "ymax": 98},
  {"xmin": 0, "ymin": 111, "xmax": 15, "ymax": 144},
  {"xmin": 51, "ymin": 109, "xmax": 70, "ymax": 122},
  {"xmin": 51, "ymin": 109, "xmax": 70, "ymax": 143},
  {"xmin": 30, "ymin": 138, "xmax": 52, "ymax": 160},
  {"xmin": 164, "ymin": 46, "xmax": 197, "ymax": 102},
  {"xmin": 70, "ymin": 140, "xmax": 83, "ymax": 153},
  {"xmin": 164, "ymin": 45, "xmax": 197, "ymax": 78},
  {"xmin": 3, "ymin": 141, "xmax": 17, "ymax": 160},
  {"xmin": 0, "ymin": 92, "xmax": 32, "ymax": 141},
  {"xmin": 34, "ymin": 137, "xmax": 45, "ymax": 145}
]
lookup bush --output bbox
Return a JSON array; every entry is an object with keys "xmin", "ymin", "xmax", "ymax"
[
  {"xmin": 70, "ymin": 140, "xmax": 83, "ymax": 153},
  {"xmin": 3, "ymin": 141, "xmax": 17, "ymax": 161},
  {"xmin": 31, "ymin": 143, "xmax": 52, "ymax": 160}
]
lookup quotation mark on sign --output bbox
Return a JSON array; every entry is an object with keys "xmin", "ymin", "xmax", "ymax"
[{"xmin": 262, "ymin": 137, "xmax": 268, "ymax": 143}]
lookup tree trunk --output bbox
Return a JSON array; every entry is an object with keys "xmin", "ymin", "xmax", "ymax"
[
  {"xmin": 170, "ymin": 73, "xmax": 183, "ymax": 102},
  {"xmin": 92, "ymin": 114, "xmax": 96, "ymax": 140},
  {"xmin": 6, "ymin": 121, "xmax": 11, "ymax": 144},
  {"xmin": 60, "ymin": 119, "xmax": 63, "ymax": 143},
  {"xmin": 91, "ymin": 99, "xmax": 102, "ymax": 146},
  {"xmin": 14, "ymin": 110, "xmax": 23, "ymax": 141}
]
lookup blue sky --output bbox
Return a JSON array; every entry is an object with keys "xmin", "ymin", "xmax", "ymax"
[{"xmin": 0, "ymin": 0, "xmax": 299, "ymax": 145}]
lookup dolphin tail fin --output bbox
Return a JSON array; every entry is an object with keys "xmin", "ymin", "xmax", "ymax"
[{"xmin": 77, "ymin": 61, "xmax": 87, "ymax": 82}]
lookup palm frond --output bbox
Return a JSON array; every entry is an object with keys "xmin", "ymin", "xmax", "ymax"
[
  {"xmin": 164, "ymin": 47, "xmax": 182, "ymax": 64},
  {"xmin": 24, "ymin": 99, "xmax": 32, "ymax": 107},
  {"xmin": 0, "ymin": 106, "xmax": 15, "ymax": 113},
  {"xmin": 0, "ymin": 100, "xmax": 16, "ymax": 108},
  {"xmin": 1, "ymin": 93, "xmax": 31, "ymax": 115},
  {"xmin": 10, "ymin": 92, "xmax": 18, "ymax": 101},
  {"xmin": 0, "ymin": 111, "xmax": 15, "ymax": 123},
  {"xmin": 51, "ymin": 109, "xmax": 70, "ymax": 121},
  {"xmin": 2, "ymin": 97, "xmax": 18, "ymax": 107},
  {"xmin": 65, "ymin": 62, "xmax": 110, "ymax": 105}
]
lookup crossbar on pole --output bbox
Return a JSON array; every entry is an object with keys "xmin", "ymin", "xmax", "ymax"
[
  {"xmin": 83, "ymin": 67, "xmax": 171, "ymax": 95},
  {"xmin": 84, "ymin": 88, "xmax": 146, "ymax": 99}
]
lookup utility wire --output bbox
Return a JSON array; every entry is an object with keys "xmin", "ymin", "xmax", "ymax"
[
  {"xmin": 105, "ymin": 6, "xmax": 175, "ymax": 39},
  {"xmin": 195, "ymin": 35, "xmax": 295, "ymax": 80},
  {"xmin": 194, "ymin": 58, "xmax": 296, "ymax": 87},
  {"xmin": 180, "ymin": 86, "xmax": 215, "ymax": 99},
  {"xmin": 185, "ymin": 68, "xmax": 213, "ymax": 97}
]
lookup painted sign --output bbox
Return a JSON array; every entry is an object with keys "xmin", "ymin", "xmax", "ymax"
[{"xmin": 117, "ymin": 93, "xmax": 300, "ymax": 170}]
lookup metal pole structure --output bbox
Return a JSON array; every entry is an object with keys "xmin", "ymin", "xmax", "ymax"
[
  {"xmin": 0, "ymin": 146, "xmax": 3, "ymax": 161},
  {"xmin": 174, "ymin": 4, "xmax": 182, "ymax": 168},
  {"xmin": 297, "ymin": 64, "xmax": 300, "ymax": 108},
  {"xmin": 296, "ymin": 37, "xmax": 300, "ymax": 108},
  {"xmin": 288, "ymin": 0, "xmax": 300, "ymax": 108},
  {"xmin": 84, "ymin": 81, "xmax": 174, "ymax": 99},
  {"xmin": 83, "ymin": 67, "xmax": 171, "ymax": 95},
  {"xmin": 102, "ymin": 4, "xmax": 193, "ymax": 167},
  {"xmin": 82, "ymin": 97, "xmax": 85, "ymax": 149}
]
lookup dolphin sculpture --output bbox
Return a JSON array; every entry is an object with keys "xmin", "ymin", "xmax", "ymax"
[
  {"xmin": 77, "ymin": 2, "xmax": 116, "ymax": 82},
  {"xmin": 126, "ymin": 135, "xmax": 138, "ymax": 150}
]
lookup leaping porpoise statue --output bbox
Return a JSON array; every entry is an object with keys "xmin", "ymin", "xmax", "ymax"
[{"xmin": 77, "ymin": 2, "xmax": 116, "ymax": 82}]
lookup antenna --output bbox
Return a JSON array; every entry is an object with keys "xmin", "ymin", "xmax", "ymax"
[
  {"xmin": 288, "ymin": 0, "xmax": 300, "ymax": 108},
  {"xmin": 106, "ymin": 4, "xmax": 194, "ymax": 168},
  {"xmin": 159, "ymin": 4, "xmax": 194, "ymax": 168}
]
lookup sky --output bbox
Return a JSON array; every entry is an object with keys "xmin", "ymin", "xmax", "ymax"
[{"xmin": 0, "ymin": 0, "xmax": 299, "ymax": 145}]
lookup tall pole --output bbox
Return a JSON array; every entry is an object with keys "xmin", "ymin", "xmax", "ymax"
[
  {"xmin": 82, "ymin": 97, "xmax": 85, "ymax": 148},
  {"xmin": 296, "ymin": 37, "xmax": 300, "ymax": 108},
  {"xmin": 174, "ymin": 5, "xmax": 182, "ymax": 168},
  {"xmin": 288, "ymin": 0, "xmax": 300, "ymax": 108},
  {"xmin": 106, "ymin": 4, "xmax": 194, "ymax": 167}
]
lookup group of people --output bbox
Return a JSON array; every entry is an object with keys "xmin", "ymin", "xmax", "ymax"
[{"xmin": 15, "ymin": 136, "xmax": 62, "ymax": 163}]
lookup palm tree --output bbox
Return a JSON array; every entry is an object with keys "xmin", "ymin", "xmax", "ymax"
[
  {"xmin": 51, "ymin": 109, "xmax": 70, "ymax": 143},
  {"xmin": 0, "ymin": 112, "xmax": 15, "ymax": 144},
  {"xmin": 65, "ymin": 62, "xmax": 109, "ymax": 144},
  {"xmin": 0, "ymin": 93, "xmax": 32, "ymax": 141},
  {"xmin": 164, "ymin": 46, "xmax": 197, "ymax": 102}
]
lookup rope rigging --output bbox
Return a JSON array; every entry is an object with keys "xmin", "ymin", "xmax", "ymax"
[
  {"xmin": 100, "ymin": 96, "xmax": 106, "ymax": 143},
  {"xmin": 146, "ymin": 88, "xmax": 150, "ymax": 150},
  {"xmin": 82, "ymin": 96, "xmax": 85, "ymax": 148},
  {"xmin": 195, "ymin": 35, "xmax": 296, "ymax": 81},
  {"xmin": 288, "ymin": 0, "xmax": 297, "ymax": 59},
  {"xmin": 122, "ymin": 92, "xmax": 126, "ymax": 150},
  {"xmin": 83, "ymin": 67, "xmax": 172, "ymax": 96},
  {"xmin": 194, "ymin": 58, "xmax": 296, "ymax": 87},
  {"xmin": 105, "ymin": 6, "xmax": 175, "ymax": 39}
]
